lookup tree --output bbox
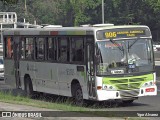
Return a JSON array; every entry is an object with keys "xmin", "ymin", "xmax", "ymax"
[
  {"xmin": 0, "ymin": 0, "xmax": 18, "ymax": 4},
  {"xmin": 0, "ymin": 0, "xmax": 160, "ymax": 40},
  {"xmin": 57, "ymin": 0, "xmax": 101, "ymax": 26}
]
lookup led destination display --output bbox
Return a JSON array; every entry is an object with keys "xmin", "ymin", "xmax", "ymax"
[{"xmin": 97, "ymin": 27, "xmax": 151, "ymax": 40}]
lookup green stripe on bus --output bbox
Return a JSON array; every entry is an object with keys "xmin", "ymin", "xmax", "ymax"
[{"xmin": 81, "ymin": 72, "xmax": 86, "ymax": 82}]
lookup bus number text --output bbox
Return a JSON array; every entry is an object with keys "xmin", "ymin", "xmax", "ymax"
[
  {"xmin": 105, "ymin": 32, "xmax": 117, "ymax": 38},
  {"xmin": 66, "ymin": 69, "xmax": 75, "ymax": 75}
]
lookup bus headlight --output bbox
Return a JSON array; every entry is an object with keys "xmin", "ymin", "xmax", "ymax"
[
  {"xmin": 142, "ymin": 81, "xmax": 154, "ymax": 87},
  {"xmin": 104, "ymin": 85, "xmax": 107, "ymax": 89},
  {"xmin": 109, "ymin": 86, "xmax": 113, "ymax": 89},
  {"xmin": 103, "ymin": 84, "xmax": 116, "ymax": 90}
]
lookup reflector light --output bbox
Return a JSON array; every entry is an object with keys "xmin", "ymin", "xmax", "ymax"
[
  {"xmin": 145, "ymin": 88, "xmax": 155, "ymax": 92},
  {"xmin": 97, "ymin": 86, "xmax": 102, "ymax": 90}
]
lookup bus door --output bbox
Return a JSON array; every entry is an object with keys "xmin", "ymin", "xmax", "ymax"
[
  {"xmin": 13, "ymin": 37, "xmax": 21, "ymax": 88},
  {"xmin": 86, "ymin": 38, "xmax": 96, "ymax": 98}
]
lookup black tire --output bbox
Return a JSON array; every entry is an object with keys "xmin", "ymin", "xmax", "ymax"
[
  {"xmin": 24, "ymin": 77, "xmax": 33, "ymax": 98},
  {"xmin": 122, "ymin": 100, "xmax": 134, "ymax": 104},
  {"xmin": 72, "ymin": 83, "xmax": 84, "ymax": 106}
]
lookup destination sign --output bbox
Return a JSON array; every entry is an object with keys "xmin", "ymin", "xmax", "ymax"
[
  {"xmin": 96, "ymin": 27, "xmax": 151, "ymax": 40},
  {"xmin": 105, "ymin": 30, "xmax": 145, "ymax": 39}
]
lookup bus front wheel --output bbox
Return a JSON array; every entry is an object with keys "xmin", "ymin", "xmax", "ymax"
[
  {"xmin": 24, "ymin": 77, "xmax": 33, "ymax": 98},
  {"xmin": 72, "ymin": 83, "xmax": 84, "ymax": 106}
]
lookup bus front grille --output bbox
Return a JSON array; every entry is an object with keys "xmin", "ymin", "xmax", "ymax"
[
  {"xmin": 109, "ymin": 77, "xmax": 146, "ymax": 90},
  {"xmin": 115, "ymin": 83, "xmax": 141, "ymax": 90},
  {"xmin": 120, "ymin": 89, "xmax": 139, "ymax": 98}
]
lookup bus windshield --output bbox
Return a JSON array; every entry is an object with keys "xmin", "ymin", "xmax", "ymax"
[{"xmin": 96, "ymin": 38, "xmax": 154, "ymax": 76}]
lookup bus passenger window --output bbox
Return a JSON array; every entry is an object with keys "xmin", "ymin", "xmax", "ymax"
[
  {"xmin": 25, "ymin": 38, "xmax": 34, "ymax": 60},
  {"xmin": 58, "ymin": 37, "xmax": 69, "ymax": 62},
  {"xmin": 36, "ymin": 38, "xmax": 45, "ymax": 60},
  {"xmin": 48, "ymin": 38, "xmax": 56, "ymax": 60},
  {"xmin": 71, "ymin": 37, "xmax": 84, "ymax": 62},
  {"xmin": 59, "ymin": 46, "xmax": 67, "ymax": 61},
  {"xmin": 5, "ymin": 37, "xmax": 13, "ymax": 59},
  {"xmin": 21, "ymin": 38, "xmax": 25, "ymax": 59}
]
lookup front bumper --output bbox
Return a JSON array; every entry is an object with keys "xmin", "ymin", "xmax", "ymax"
[{"xmin": 97, "ymin": 86, "xmax": 157, "ymax": 101}]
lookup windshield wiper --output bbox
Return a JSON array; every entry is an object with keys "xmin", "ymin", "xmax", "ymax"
[
  {"xmin": 128, "ymin": 38, "xmax": 139, "ymax": 49},
  {"xmin": 109, "ymin": 39, "xmax": 124, "ymax": 52}
]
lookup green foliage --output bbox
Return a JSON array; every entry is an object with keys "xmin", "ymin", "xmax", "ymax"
[
  {"xmin": 0, "ymin": 0, "xmax": 18, "ymax": 4},
  {"xmin": 29, "ymin": 0, "xmax": 57, "ymax": 24},
  {"xmin": 0, "ymin": 0, "xmax": 160, "ymax": 32}
]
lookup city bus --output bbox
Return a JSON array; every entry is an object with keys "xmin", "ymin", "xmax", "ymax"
[{"xmin": 3, "ymin": 24, "xmax": 157, "ymax": 105}]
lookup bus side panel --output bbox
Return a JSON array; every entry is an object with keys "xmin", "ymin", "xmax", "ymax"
[
  {"xmin": 34, "ymin": 62, "xmax": 59, "ymax": 95},
  {"xmin": 19, "ymin": 61, "xmax": 89, "ymax": 99},
  {"xmin": 57, "ymin": 64, "xmax": 88, "ymax": 97},
  {"xmin": 4, "ymin": 59, "xmax": 16, "ymax": 88}
]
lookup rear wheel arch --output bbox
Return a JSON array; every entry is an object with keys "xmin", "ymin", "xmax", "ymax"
[
  {"xmin": 71, "ymin": 79, "xmax": 80, "ymax": 96},
  {"xmin": 71, "ymin": 79, "xmax": 84, "ymax": 106}
]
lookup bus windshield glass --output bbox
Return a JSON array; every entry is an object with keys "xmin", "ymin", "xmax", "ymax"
[{"xmin": 96, "ymin": 38, "xmax": 154, "ymax": 76}]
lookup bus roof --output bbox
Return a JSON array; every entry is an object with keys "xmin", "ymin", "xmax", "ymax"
[{"xmin": 3, "ymin": 25, "xmax": 150, "ymax": 36}]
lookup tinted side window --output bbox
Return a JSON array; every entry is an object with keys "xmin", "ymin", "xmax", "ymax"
[
  {"xmin": 58, "ymin": 37, "xmax": 69, "ymax": 62},
  {"xmin": 5, "ymin": 37, "xmax": 13, "ymax": 59},
  {"xmin": 21, "ymin": 37, "xmax": 25, "ymax": 59},
  {"xmin": 48, "ymin": 37, "xmax": 57, "ymax": 61},
  {"xmin": 71, "ymin": 37, "xmax": 84, "ymax": 62},
  {"xmin": 25, "ymin": 38, "xmax": 34, "ymax": 60},
  {"xmin": 36, "ymin": 38, "xmax": 45, "ymax": 60}
]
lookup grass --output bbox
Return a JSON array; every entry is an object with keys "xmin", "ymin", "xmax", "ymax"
[
  {"xmin": 0, "ymin": 91, "xmax": 87, "ymax": 111},
  {"xmin": 0, "ymin": 91, "xmax": 147, "ymax": 120}
]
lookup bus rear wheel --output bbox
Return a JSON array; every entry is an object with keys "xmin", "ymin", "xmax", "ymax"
[
  {"xmin": 24, "ymin": 77, "xmax": 33, "ymax": 98},
  {"xmin": 72, "ymin": 83, "xmax": 84, "ymax": 106}
]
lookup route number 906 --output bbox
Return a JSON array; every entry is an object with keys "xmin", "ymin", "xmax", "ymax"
[{"xmin": 105, "ymin": 32, "xmax": 117, "ymax": 38}]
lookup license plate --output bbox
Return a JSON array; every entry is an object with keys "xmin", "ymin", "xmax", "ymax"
[{"xmin": 129, "ymin": 64, "xmax": 135, "ymax": 68}]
